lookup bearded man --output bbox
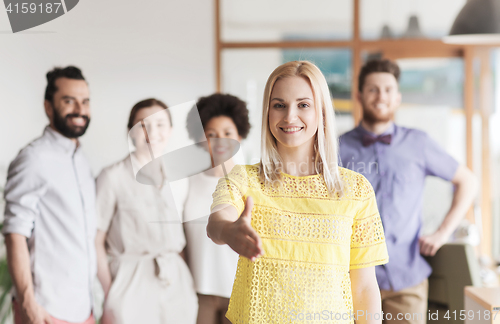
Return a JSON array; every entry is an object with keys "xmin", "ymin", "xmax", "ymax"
[
  {"xmin": 339, "ymin": 59, "xmax": 477, "ymax": 324},
  {"xmin": 3, "ymin": 66, "xmax": 97, "ymax": 324}
]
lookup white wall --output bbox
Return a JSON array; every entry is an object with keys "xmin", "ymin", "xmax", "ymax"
[{"xmin": 0, "ymin": 0, "xmax": 215, "ymax": 183}]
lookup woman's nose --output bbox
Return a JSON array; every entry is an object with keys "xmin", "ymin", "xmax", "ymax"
[
  {"xmin": 146, "ymin": 125, "xmax": 159, "ymax": 138},
  {"xmin": 283, "ymin": 107, "xmax": 298, "ymax": 123}
]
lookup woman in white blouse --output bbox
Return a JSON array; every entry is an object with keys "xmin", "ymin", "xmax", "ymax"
[
  {"xmin": 183, "ymin": 94, "xmax": 250, "ymax": 324},
  {"xmin": 95, "ymin": 98, "xmax": 197, "ymax": 324}
]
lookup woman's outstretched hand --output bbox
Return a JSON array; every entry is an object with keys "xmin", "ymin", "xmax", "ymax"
[{"xmin": 221, "ymin": 197, "xmax": 264, "ymax": 261}]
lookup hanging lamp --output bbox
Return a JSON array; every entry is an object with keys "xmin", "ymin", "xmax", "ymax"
[
  {"xmin": 403, "ymin": 15, "xmax": 425, "ymax": 38},
  {"xmin": 444, "ymin": 0, "xmax": 500, "ymax": 44}
]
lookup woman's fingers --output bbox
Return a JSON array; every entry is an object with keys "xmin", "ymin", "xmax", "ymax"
[
  {"xmin": 242, "ymin": 226, "xmax": 263, "ymax": 256},
  {"xmin": 229, "ymin": 227, "xmax": 263, "ymax": 260},
  {"xmin": 241, "ymin": 238, "xmax": 261, "ymax": 261}
]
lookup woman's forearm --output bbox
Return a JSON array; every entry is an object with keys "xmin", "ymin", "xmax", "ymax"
[
  {"xmin": 352, "ymin": 283, "xmax": 382, "ymax": 324},
  {"xmin": 350, "ymin": 267, "xmax": 382, "ymax": 324},
  {"xmin": 207, "ymin": 204, "xmax": 238, "ymax": 245}
]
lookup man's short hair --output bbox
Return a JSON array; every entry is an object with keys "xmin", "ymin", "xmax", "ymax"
[
  {"xmin": 44, "ymin": 66, "xmax": 86, "ymax": 103},
  {"xmin": 358, "ymin": 59, "xmax": 400, "ymax": 92}
]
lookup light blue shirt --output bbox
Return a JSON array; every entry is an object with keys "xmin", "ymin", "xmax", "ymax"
[
  {"xmin": 339, "ymin": 123, "xmax": 459, "ymax": 291},
  {"xmin": 3, "ymin": 126, "xmax": 97, "ymax": 322}
]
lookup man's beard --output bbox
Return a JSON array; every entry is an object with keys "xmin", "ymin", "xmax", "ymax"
[
  {"xmin": 360, "ymin": 100, "xmax": 394, "ymax": 124},
  {"xmin": 51, "ymin": 105, "xmax": 90, "ymax": 138},
  {"xmin": 362, "ymin": 108, "xmax": 394, "ymax": 124}
]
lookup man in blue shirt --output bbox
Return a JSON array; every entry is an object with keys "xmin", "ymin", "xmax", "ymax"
[{"xmin": 339, "ymin": 59, "xmax": 477, "ymax": 323}]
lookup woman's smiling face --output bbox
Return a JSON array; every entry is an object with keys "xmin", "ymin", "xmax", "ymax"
[
  {"xmin": 268, "ymin": 76, "xmax": 318, "ymax": 152},
  {"xmin": 131, "ymin": 106, "xmax": 171, "ymax": 156},
  {"xmin": 204, "ymin": 115, "xmax": 241, "ymax": 165}
]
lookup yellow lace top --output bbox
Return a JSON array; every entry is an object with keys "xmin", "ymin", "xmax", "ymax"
[{"xmin": 211, "ymin": 164, "xmax": 388, "ymax": 324}]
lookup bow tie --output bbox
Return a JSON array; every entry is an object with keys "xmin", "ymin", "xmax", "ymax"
[{"xmin": 362, "ymin": 134, "xmax": 392, "ymax": 147}]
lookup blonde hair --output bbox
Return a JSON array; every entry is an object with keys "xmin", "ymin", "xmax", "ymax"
[{"xmin": 259, "ymin": 60, "xmax": 343, "ymax": 196}]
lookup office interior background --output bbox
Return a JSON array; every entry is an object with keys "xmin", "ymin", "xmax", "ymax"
[{"xmin": 0, "ymin": 0, "xmax": 499, "ymax": 322}]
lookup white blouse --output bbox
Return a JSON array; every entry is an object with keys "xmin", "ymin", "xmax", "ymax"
[{"xmin": 183, "ymin": 171, "xmax": 239, "ymax": 298}]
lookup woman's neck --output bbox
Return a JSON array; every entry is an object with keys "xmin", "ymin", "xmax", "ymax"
[
  {"xmin": 204, "ymin": 159, "xmax": 236, "ymax": 178},
  {"xmin": 277, "ymin": 140, "xmax": 316, "ymax": 177},
  {"xmin": 132, "ymin": 150, "xmax": 152, "ymax": 166},
  {"xmin": 131, "ymin": 150, "xmax": 165, "ymax": 189}
]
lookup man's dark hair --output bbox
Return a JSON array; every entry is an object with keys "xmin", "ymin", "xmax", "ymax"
[
  {"xmin": 44, "ymin": 66, "xmax": 86, "ymax": 103},
  {"xmin": 186, "ymin": 93, "xmax": 251, "ymax": 142},
  {"xmin": 358, "ymin": 59, "xmax": 400, "ymax": 92}
]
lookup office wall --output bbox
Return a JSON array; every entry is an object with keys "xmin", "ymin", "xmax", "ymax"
[{"xmin": 0, "ymin": 0, "xmax": 216, "ymax": 183}]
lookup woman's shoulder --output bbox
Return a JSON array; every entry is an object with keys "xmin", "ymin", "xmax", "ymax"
[
  {"xmin": 337, "ymin": 167, "xmax": 374, "ymax": 200},
  {"xmin": 231, "ymin": 163, "xmax": 259, "ymax": 172},
  {"xmin": 228, "ymin": 163, "xmax": 260, "ymax": 178},
  {"xmin": 220, "ymin": 163, "xmax": 261, "ymax": 189}
]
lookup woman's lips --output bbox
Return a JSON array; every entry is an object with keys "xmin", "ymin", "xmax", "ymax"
[
  {"xmin": 280, "ymin": 126, "xmax": 304, "ymax": 134},
  {"xmin": 213, "ymin": 146, "xmax": 229, "ymax": 154}
]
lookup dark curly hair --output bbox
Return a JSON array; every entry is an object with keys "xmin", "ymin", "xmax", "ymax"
[
  {"xmin": 186, "ymin": 93, "xmax": 251, "ymax": 142},
  {"xmin": 358, "ymin": 59, "xmax": 400, "ymax": 92},
  {"xmin": 45, "ymin": 66, "xmax": 86, "ymax": 103}
]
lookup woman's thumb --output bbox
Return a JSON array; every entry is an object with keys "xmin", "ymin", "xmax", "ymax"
[{"xmin": 240, "ymin": 196, "xmax": 254, "ymax": 219}]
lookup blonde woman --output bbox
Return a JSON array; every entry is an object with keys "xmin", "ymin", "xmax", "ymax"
[{"xmin": 207, "ymin": 61, "xmax": 389, "ymax": 324}]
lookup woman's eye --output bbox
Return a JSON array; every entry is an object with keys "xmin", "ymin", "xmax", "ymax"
[
  {"xmin": 207, "ymin": 133, "xmax": 215, "ymax": 137},
  {"xmin": 273, "ymin": 103, "xmax": 285, "ymax": 109},
  {"xmin": 299, "ymin": 103, "xmax": 309, "ymax": 108}
]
